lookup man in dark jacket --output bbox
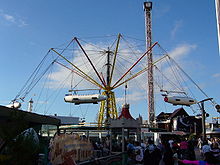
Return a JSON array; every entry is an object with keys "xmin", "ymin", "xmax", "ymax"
[{"xmin": 144, "ymin": 139, "xmax": 162, "ymax": 165}]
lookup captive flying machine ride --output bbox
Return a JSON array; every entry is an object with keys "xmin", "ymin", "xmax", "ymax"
[
  {"xmin": 163, "ymin": 95, "xmax": 197, "ymax": 106},
  {"xmin": 6, "ymin": 102, "xmax": 21, "ymax": 109},
  {"xmin": 64, "ymin": 94, "xmax": 107, "ymax": 105}
]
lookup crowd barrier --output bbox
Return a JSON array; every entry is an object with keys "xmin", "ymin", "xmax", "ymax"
[{"xmin": 78, "ymin": 152, "xmax": 127, "ymax": 165}]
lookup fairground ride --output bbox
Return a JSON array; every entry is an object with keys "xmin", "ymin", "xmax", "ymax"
[
  {"xmin": 10, "ymin": 34, "xmax": 172, "ymax": 127},
  {"xmin": 49, "ymin": 34, "xmax": 160, "ymax": 127},
  {"xmin": 10, "ymin": 33, "xmax": 220, "ymax": 128}
]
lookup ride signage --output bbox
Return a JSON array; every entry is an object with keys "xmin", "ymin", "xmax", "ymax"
[{"xmin": 49, "ymin": 133, "xmax": 93, "ymax": 164}]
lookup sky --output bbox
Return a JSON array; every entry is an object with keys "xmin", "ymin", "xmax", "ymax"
[{"xmin": 0, "ymin": 0, "xmax": 220, "ymax": 123}]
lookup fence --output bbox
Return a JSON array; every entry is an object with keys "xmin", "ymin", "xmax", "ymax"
[{"xmin": 78, "ymin": 152, "xmax": 127, "ymax": 165}]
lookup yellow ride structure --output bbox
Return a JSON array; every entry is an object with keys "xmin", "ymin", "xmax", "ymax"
[{"xmin": 51, "ymin": 34, "xmax": 159, "ymax": 127}]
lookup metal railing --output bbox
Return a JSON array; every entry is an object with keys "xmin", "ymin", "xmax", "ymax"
[{"xmin": 78, "ymin": 152, "xmax": 127, "ymax": 165}]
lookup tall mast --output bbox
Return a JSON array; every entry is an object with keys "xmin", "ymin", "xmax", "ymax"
[
  {"xmin": 106, "ymin": 48, "xmax": 111, "ymax": 121},
  {"xmin": 144, "ymin": 1, "xmax": 155, "ymax": 126},
  {"xmin": 215, "ymin": 0, "xmax": 220, "ymax": 55}
]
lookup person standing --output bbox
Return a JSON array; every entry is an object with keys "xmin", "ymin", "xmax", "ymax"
[
  {"xmin": 188, "ymin": 139, "xmax": 196, "ymax": 160},
  {"xmin": 127, "ymin": 138, "xmax": 136, "ymax": 165},
  {"xmin": 134, "ymin": 141, "xmax": 144, "ymax": 165},
  {"xmin": 210, "ymin": 142, "xmax": 220, "ymax": 160},
  {"xmin": 201, "ymin": 140, "xmax": 211, "ymax": 157},
  {"xmin": 163, "ymin": 142, "xmax": 174, "ymax": 165},
  {"xmin": 144, "ymin": 139, "xmax": 162, "ymax": 165},
  {"xmin": 180, "ymin": 138, "xmax": 189, "ymax": 159}
]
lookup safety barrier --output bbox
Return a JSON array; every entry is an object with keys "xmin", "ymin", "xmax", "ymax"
[{"xmin": 78, "ymin": 152, "xmax": 127, "ymax": 165}]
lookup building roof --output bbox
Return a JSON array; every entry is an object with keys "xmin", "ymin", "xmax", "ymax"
[
  {"xmin": 156, "ymin": 112, "xmax": 172, "ymax": 120},
  {"xmin": 110, "ymin": 118, "xmax": 140, "ymax": 128},
  {"xmin": 169, "ymin": 107, "xmax": 189, "ymax": 119},
  {"xmin": 51, "ymin": 115, "xmax": 80, "ymax": 125},
  {"xmin": 0, "ymin": 106, "xmax": 61, "ymax": 152},
  {"xmin": 118, "ymin": 104, "xmax": 134, "ymax": 120},
  {"xmin": 156, "ymin": 108, "xmax": 189, "ymax": 121},
  {"xmin": 0, "ymin": 105, "xmax": 61, "ymax": 126}
]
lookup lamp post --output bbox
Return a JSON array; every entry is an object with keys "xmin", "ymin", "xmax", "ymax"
[{"xmin": 198, "ymin": 98, "xmax": 213, "ymax": 140}]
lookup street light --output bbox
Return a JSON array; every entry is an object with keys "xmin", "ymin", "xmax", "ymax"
[
  {"xmin": 198, "ymin": 98, "xmax": 213, "ymax": 140},
  {"xmin": 143, "ymin": 2, "xmax": 152, "ymax": 11}
]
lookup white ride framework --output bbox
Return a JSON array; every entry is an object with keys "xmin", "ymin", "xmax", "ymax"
[
  {"xmin": 64, "ymin": 94, "xmax": 107, "ymax": 105},
  {"xmin": 160, "ymin": 90, "xmax": 197, "ymax": 106},
  {"xmin": 163, "ymin": 95, "xmax": 197, "ymax": 106}
]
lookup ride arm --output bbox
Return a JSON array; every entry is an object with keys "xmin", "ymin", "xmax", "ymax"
[
  {"xmin": 109, "ymin": 33, "xmax": 121, "ymax": 85},
  {"xmin": 74, "ymin": 37, "xmax": 107, "ymax": 87},
  {"xmin": 112, "ymin": 54, "xmax": 168, "ymax": 89},
  {"xmin": 112, "ymin": 42, "xmax": 158, "ymax": 88},
  {"xmin": 50, "ymin": 48, "xmax": 104, "ymax": 89}
]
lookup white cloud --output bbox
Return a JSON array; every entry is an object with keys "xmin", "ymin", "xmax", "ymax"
[
  {"xmin": 116, "ymin": 89, "xmax": 146, "ymax": 105},
  {"xmin": 18, "ymin": 19, "xmax": 28, "ymax": 27},
  {"xmin": 171, "ymin": 20, "xmax": 183, "ymax": 39},
  {"xmin": 3, "ymin": 14, "xmax": 15, "ymax": 22},
  {"xmin": 169, "ymin": 44, "xmax": 197, "ymax": 60},
  {"xmin": 0, "ymin": 9, "xmax": 28, "ymax": 27},
  {"xmin": 213, "ymin": 73, "xmax": 220, "ymax": 78}
]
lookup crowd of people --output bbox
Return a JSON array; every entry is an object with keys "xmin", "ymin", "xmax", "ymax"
[{"xmin": 126, "ymin": 137, "xmax": 220, "ymax": 165}]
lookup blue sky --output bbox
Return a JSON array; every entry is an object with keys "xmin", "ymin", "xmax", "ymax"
[{"xmin": 0, "ymin": 0, "xmax": 220, "ymax": 123}]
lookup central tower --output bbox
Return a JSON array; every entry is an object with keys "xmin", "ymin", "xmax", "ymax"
[{"xmin": 144, "ymin": 2, "xmax": 155, "ymax": 126}]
